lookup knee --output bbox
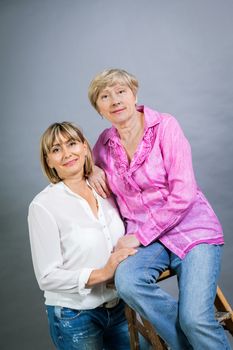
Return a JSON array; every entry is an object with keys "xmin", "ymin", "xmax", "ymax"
[
  {"xmin": 115, "ymin": 259, "xmax": 137, "ymax": 299},
  {"xmin": 179, "ymin": 310, "xmax": 202, "ymax": 336}
]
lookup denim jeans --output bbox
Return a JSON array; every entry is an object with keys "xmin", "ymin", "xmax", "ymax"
[
  {"xmin": 115, "ymin": 242, "xmax": 231, "ymax": 350},
  {"xmin": 46, "ymin": 299, "xmax": 131, "ymax": 350}
]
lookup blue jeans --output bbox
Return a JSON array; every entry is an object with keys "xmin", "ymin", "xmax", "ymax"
[
  {"xmin": 115, "ymin": 243, "xmax": 231, "ymax": 350},
  {"xmin": 46, "ymin": 299, "xmax": 131, "ymax": 350}
]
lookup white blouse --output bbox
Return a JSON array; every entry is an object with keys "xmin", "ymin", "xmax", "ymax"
[{"xmin": 28, "ymin": 181, "xmax": 125, "ymax": 310}]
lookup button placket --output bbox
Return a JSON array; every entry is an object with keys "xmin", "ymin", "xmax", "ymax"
[{"xmin": 97, "ymin": 201, "xmax": 113, "ymax": 251}]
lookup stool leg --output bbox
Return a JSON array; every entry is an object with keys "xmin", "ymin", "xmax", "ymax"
[
  {"xmin": 125, "ymin": 305, "xmax": 169, "ymax": 350},
  {"xmin": 140, "ymin": 316, "xmax": 168, "ymax": 349},
  {"xmin": 125, "ymin": 305, "xmax": 140, "ymax": 350}
]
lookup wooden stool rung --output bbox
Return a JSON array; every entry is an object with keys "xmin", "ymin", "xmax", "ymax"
[{"xmin": 216, "ymin": 311, "xmax": 232, "ymax": 323}]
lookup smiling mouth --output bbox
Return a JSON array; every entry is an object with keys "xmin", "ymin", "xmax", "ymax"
[
  {"xmin": 112, "ymin": 108, "xmax": 125, "ymax": 114},
  {"xmin": 63, "ymin": 159, "xmax": 78, "ymax": 167}
]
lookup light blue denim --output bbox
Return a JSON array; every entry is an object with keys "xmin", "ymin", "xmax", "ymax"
[
  {"xmin": 46, "ymin": 299, "xmax": 131, "ymax": 350},
  {"xmin": 115, "ymin": 242, "xmax": 231, "ymax": 350}
]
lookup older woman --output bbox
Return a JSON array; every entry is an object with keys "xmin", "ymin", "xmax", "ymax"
[
  {"xmin": 88, "ymin": 69, "xmax": 231, "ymax": 350},
  {"xmin": 28, "ymin": 122, "xmax": 137, "ymax": 350}
]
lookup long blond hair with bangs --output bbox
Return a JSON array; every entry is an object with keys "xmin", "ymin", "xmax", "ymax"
[{"xmin": 40, "ymin": 122, "xmax": 94, "ymax": 184}]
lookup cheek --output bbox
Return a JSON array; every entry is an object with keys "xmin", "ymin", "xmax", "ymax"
[
  {"xmin": 96, "ymin": 100, "xmax": 102, "ymax": 112},
  {"xmin": 46, "ymin": 157, "xmax": 53, "ymax": 168},
  {"xmin": 97, "ymin": 101, "xmax": 109, "ymax": 114},
  {"xmin": 74, "ymin": 145, "xmax": 87, "ymax": 158},
  {"xmin": 47, "ymin": 155, "xmax": 60, "ymax": 169},
  {"xmin": 97, "ymin": 105, "xmax": 104, "ymax": 115}
]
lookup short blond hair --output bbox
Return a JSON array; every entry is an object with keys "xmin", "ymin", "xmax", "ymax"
[
  {"xmin": 88, "ymin": 68, "xmax": 139, "ymax": 111},
  {"xmin": 40, "ymin": 122, "xmax": 94, "ymax": 184}
]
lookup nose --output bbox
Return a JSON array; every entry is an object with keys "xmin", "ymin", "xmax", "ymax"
[
  {"xmin": 62, "ymin": 146, "xmax": 71, "ymax": 159},
  {"xmin": 111, "ymin": 93, "xmax": 121, "ymax": 106}
]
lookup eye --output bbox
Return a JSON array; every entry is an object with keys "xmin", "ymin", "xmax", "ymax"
[
  {"xmin": 51, "ymin": 147, "xmax": 60, "ymax": 153},
  {"xmin": 118, "ymin": 89, "xmax": 125, "ymax": 94},
  {"xmin": 69, "ymin": 140, "xmax": 77, "ymax": 146},
  {"xmin": 100, "ymin": 94, "xmax": 108, "ymax": 100}
]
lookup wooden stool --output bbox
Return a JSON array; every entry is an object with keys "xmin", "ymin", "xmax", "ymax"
[{"xmin": 125, "ymin": 269, "xmax": 233, "ymax": 350}]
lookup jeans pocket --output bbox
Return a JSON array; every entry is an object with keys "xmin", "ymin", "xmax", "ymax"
[{"xmin": 54, "ymin": 306, "xmax": 83, "ymax": 320}]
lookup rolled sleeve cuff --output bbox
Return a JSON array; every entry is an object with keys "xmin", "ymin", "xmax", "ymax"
[{"xmin": 78, "ymin": 268, "xmax": 94, "ymax": 296}]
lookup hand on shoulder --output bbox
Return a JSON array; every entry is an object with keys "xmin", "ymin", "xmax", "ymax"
[{"xmin": 89, "ymin": 165, "xmax": 111, "ymax": 198}]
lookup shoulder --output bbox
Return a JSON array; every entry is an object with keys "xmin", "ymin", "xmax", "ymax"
[
  {"xmin": 29, "ymin": 183, "xmax": 63, "ymax": 209},
  {"xmin": 93, "ymin": 127, "xmax": 115, "ymax": 164},
  {"xmin": 160, "ymin": 114, "xmax": 185, "ymax": 139},
  {"xmin": 143, "ymin": 105, "xmax": 178, "ymax": 129},
  {"xmin": 94, "ymin": 127, "xmax": 113, "ymax": 146},
  {"xmin": 160, "ymin": 112, "xmax": 180, "ymax": 125},
  {"xmin": 150, "ymin": 111, "xmax": 183, "ymax": 137},
  {"xmin": 143, "ymin": 107, "xmax": 186, "ymax": 145}
]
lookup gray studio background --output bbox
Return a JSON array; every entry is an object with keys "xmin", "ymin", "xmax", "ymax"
[{"xmin": 1, "ymin": 0, "xmax": 233, "ymax": 349}]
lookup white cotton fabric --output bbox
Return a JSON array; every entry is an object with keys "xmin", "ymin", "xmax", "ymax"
[{"xmin": 28, "ymin": 181, "xmax": 125, "ymax": 310}]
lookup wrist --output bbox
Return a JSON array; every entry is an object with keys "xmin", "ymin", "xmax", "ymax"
[{"xmin": 86, "ymin": 268, "xmax": 107, "ymax": 287}]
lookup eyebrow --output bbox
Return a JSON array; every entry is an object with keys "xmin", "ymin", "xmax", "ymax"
[
  {"xmin": 51, "ymin": 142, "xmax": 61, "ymax": 147},
  {"xmin": 99, "ymin": 89, "xmax": 110, "ymax": 94},
  {"xmin": 100, "ymin": 84, "xmax": 126, "ymax": 93},
  {"xmin": 51, "ymin": 138, "xmax": 73, "ymax": 147}
]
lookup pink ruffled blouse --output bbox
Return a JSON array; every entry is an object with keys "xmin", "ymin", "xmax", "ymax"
[{"xmin": 93, "ymin": 106, "xmax": 224, "ymax": 259}]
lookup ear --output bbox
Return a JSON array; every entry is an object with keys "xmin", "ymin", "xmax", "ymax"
[{"xmin": 135, "ymin": 95, "xmax": 138, "ymax": 105}]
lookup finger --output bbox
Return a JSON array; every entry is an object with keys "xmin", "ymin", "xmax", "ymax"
[
  {"xmin": 96, "ymin": 177, "xmax": 111, "ymax": 197},
  {"xmin": 128, "ymin": 249, "xmax": 138, "ymax": 255},
  {"xmin": 116, "ymin": 255, "xmax": 127, "ymax": 263},
  {"xmin": 114, "ymin": 244, "xmax": 122, "ymax": 252},
  {"xmin": 93, "ymin": 181, "xmax": 107, "ymax": 199},
  {"xmin": 117, "ymin": 248, "xmax": 137, "ymax": 258}
]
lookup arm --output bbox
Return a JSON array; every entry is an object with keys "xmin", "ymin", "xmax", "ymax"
[
  {"xmin": 28, "ymin": 202, "xmax": 136, "ymax": 293},
  {"xmin": 112, "ymin": 116, "xmax": 197, "ymax": 249},
  {"xmin": 28, "ymin": 202, "xmax": 92, "ymax": 294},
  {"xmin": 136, "ymin": 116, "xmax": 197, "ymax": 246},
  {"xmin": 90, "ymin": 131, "xmax": 111, "ymax": 198},
  {"xmin": 86, "ymin": 247, "xmax": 137, "ymax": 287}
]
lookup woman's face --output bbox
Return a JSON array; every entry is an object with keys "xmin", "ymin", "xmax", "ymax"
[
  {"xmin": 46, "ymin": 133, "xmax": 87, "ymax": 181},
  {"xmin": 96, "ymin": 83, "xmax": 137, "ymax": 127}
]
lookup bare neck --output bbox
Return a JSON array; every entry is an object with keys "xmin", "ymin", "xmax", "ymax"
[
  {"xmin": 63, "ymin": 176, "xmax": 88, "ymax": 196},
  {"xmin": 116, "ymin": 111, "xmax": 144, "ymax": 142},
  {"xmin": 116, "ymin": 112, "xmax": 144, "ymax": 161}
]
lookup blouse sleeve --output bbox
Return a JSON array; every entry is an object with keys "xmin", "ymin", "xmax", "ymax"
[
  {"xmin": 28, "ymin": 202, "xmax": 93, "ymax": 295},
  {"xmin": 135, "ymin": 116, "xmax": 197, "ymax": 245}
]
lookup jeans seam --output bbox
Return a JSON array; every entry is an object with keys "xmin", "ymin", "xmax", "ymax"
[
  {"xmin": 210, "ymin": 247, "xmax": 229, "ymax": 349},
  {"xmin": 143, "ymin": 244, "xmax": 169, "ymax": 284}
]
